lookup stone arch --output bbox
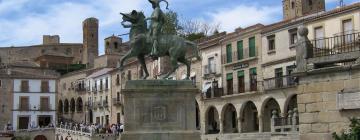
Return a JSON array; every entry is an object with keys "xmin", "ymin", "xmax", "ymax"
[
  {"xmin": 284, "ymin": 94, "xmax": 298, "ymax": 117},
  {"xmin": 76, "ymin": 97, "xmax": 83, "ymax": 112},
  {"xmin": 261, "ymin": 98, "xmax": 281, "ymax": 132},
  {"xmin": 195, "ymin": 101, "xmax": 200, "ymax": 130},
  {"xmin": 34, "ymin": 135, "xmax": 47, "ymax": 140},
  {"xmin": 58, "ymin": 100, "xmax": 63, "ymax": 114},
  {"xmin": 240, "ymin": 101, "xmax": 259, "ymax": 132},
  {"xmin": 70, "ymin": 98, "xmax": 76, "ymax": 113},
  {"xmin": 222, "ymin": 103, "xmax": 237, "ymax": 133},
  {"xmin": 64, "ymin": 99, "xmax": 69, "ymax": 113},
  {"xmin": 205, "ymin": 106, "xmax": 220, "ymax": 134}
]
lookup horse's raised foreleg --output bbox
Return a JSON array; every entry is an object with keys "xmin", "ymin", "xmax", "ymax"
[
  {"xmin": 163, "ymin": 57, "xmax": 179, "ymax": 80},
  {"xmin": 118, "ymin": 51, "xmax": 133, "ymax": 71},
  {"xmin": 138, "ymin": 55, "xmax": 149, "ymax": 79},
  {"xmin": 178, "ymin": 57, "xmax": 191, "ymax": 80}
]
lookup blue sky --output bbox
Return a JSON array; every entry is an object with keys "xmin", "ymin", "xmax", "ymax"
[{"xmin": 0, "ymin": 0, "xmax": 358, "ymax": 54}]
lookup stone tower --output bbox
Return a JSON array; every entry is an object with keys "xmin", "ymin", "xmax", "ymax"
[
  {"xmin": 105, "ymin": 35, "xmax": 123, "ymax": 55},
  {"xmin": 82, "ymin": 17, "xmax": 99, "ymax": 68},
  {"xmin": 283, "ymin": 0, "xmax": 325, "ymax": 20}
]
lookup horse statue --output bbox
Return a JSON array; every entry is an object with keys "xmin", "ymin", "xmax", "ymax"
[{"xmin": 118, "ymin": 10, "xmax": 201, "ymax": 80}]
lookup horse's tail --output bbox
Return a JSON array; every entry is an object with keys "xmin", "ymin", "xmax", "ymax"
[{"xmin": 186, "ymin": 41, "xmax": 201, "ymax": 60}]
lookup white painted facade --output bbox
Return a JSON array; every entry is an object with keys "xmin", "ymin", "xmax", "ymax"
[
  {"xmin": 85, "ymin": 70, "xmax": 112, "ymax": 125},
  {"xmin": 12, "ymin": 79, "xmax": 56, "ymax": 130}
]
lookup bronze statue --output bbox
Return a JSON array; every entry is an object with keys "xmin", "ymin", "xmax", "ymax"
[
  {"xmin": 147, "ymin": 0, "xmax": 169, "ymax": 59},
  {"xmin": 118, "ymin": 9, "xmax": 200, "ymax": 80}
]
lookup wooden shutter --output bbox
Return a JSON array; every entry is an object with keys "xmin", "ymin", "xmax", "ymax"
[
  {"xmin": 226, "ymin": 44, "xmax": 232, "ymax": 63},
  {"xmin": 249, "ymin": 37, "xmax": 256, "ymax": 57},
  {"xmin": 21, "ymin": 80, "xmax": 29, "ymax": 92},
  {"xmin": 41, "ymin": 81, "xmax": 49, "ymax": 93},
  {"xmin": 237, "ymin": 41, "xmax": 243, "ymax": 60}
]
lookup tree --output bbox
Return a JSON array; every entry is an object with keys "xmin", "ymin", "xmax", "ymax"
[
  {"xmin": 161, "ymin": 11, "xmax": 221, "ymax": 41},
  {"xmin": 332, "ymin": 118, "xmax": 360, "ymax": 140},
  {"xmin": 162, "ymin": 10, "xmax": 182, "ymax": 35}
]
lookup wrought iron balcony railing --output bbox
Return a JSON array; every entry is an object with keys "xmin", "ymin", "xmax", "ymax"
[
  {"xmin": 310, "ymin": 31, "xmax": 360, "ymax": 58},
  {"xmin": 263, "ymin": 75, "xmax": 298, "ymax": 90}
]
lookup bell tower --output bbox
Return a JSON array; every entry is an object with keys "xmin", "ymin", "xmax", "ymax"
[
  {"xmin": 82, "ymin": 17, "xmax": 99, "ymax": 68},
  {"xmin": 283, "ymin": 0, "xmax": 325, "ymax": 20},
  {"xmin": 104, "ymin": 35, "xmax": 123, "ymax": 55}
]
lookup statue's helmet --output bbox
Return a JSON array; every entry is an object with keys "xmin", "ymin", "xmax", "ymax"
[{"xmin": 148, "ymin": 0, "xmax": 169, "ymax": 9}]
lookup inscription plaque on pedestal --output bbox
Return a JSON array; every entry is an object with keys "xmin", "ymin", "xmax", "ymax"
[{"xmin": 120, "ymin": 80, "xmax": 200, "ymax": 140}]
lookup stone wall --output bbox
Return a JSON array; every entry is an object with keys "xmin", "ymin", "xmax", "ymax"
[{"xmin": 297, "ymin": 66, "xmax": 360, "ymax": 140}]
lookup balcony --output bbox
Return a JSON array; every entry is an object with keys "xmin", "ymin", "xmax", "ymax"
[
  {"xmin": 112, "ymin": 98, "xmax": 122, "ymax": 106},
  {"xmin": 203, "ymin": 64, "xmax": 220, "ymax": 78},
  {"xmin": 309, "ymin": 31, "xmax": 360, "ymax": 59},
  {"xmin": 103, "ymin": 100, "xmax": 109, "ymax": 108},
  {"xmin": 203, "ymin": 88, "xmax": 224, "ymax": 99},
  {"xmin": 263, "ymin": 75, "xmax": 298, "ymax": 90}
]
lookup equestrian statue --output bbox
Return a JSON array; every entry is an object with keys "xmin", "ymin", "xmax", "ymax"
[{"xmin": 118, "ymin": 0, "xmax": 201, "ymax": 80}]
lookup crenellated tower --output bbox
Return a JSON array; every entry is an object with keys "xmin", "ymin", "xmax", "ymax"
[{"xmin": 82, "ymin": 17, "xmax": 99, "ymax": 68}]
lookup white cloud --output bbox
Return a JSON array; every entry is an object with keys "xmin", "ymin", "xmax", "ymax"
[
  {"xmin": 208, "ymin": 5, "xmax": 282, "ymax": 32},
  {"xmin": 0, "ymin": 0, "xmax": 145, "ymax": 54},
  {"xmin": 325, "ymin": 0, "xmax": 340, "ymax": 3}
]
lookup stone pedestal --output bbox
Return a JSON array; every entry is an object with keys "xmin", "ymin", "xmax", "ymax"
[{"xmin": 120, "ymin": 80, "xmax": 200, "ymax": 140}]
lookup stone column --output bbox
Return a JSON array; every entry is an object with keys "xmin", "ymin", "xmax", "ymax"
[
  {"xmin": 271, "ymin": 110, "xmax": 278, "ymax": 133},
  {"xmin": 237, "ymin": 117, "xmax": 242, "ymax": 133},
  {"xmin": 258, "ymin": 115, "xmax": 263, "ymax": 132},
  {"xmin": 219, "ymin": 117, "xmax": 224, "ymax": 134}
]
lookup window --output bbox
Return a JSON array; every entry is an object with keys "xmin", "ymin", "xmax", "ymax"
[
  {"xmin": 226, "ymin": 44, "xmax": 232, "ymax": 63},
  {"xmin": 127, "ymin": 70, "xmax": 132, "ymax": 80},
  {"xmin": 114, "ymin": 42, "xmax": 118, "ymax": 49},
  {"xmin": 41, "ymin": 81, "xmax": 49, "ymax": 93},
  {"xmin": 40, "ymin": 97, "xmax": 50, "ymax": 111},
  {"xmin": 267, "ymin": 35, "xmax": 276, "ymax": 51},
  {"xmin": 100, "ymin": 80, "xmax": 103, "ymax": 91},
  {"xmin": 250, "ymin": 68, "xmax": 257, "ymax": 91},
  {"xmin": 117, "ymin": 113, "xmax": 121, "ymax": 123},
  {"xmin": 117, "ymin": 92, "xmax": 120, "ymax": 101},
  {"xmin": 20, "ymin": 80, "xmax": 29, "ymax": 92},
  {"xmin": 62, "ymin": 83, "xmax": 66, "ymax": 90},
  {"xmin": 237, "ymin": 41, "xmax": 243, "ymax": 60},
  {"xmin": 116, "ymin": 74, "xmax": 120, "ymax": 85},
  {"xmin": 308, "ymin": 0, "xmax": 313, "ymax": 6},
  {"xmin": 342, "ymin": 19, "xmax": 353, "ymax": 43},
  {"xmin": 237, "ymin": 71, "xmax": 245, "ymax": 93},
  {"xmin": 0, "ymin": 80, "xmax": 2, "ymax": 87},
  {"xmin": 19, "ymin": 97, "xmax": 29, "ymax": 111},
  {"xmin": 291, "ymin": 1, "xmax": 295, "ymax": 9},
  {"xmin": 208, "ymin": 57, "xmax": 215, "ymax": 74},
  {"xmin": 289, "ymin": 28, "xmax": 298, "ymax": 46},
  {"xmin": 314, "ymin": 26, "xmax": 324, "ymax": 48},
  {"xmin": 105, "ymin": 78, "xmax": 108, "ymax": 89},
  {"xmin": 275, "ymin": 68, "xmax": 283, "ymax": 88},
  {"xmin": 226, "ymin": 73, "xmax": 233, "ymax": 95},
  {"xmin": 106, "ymin": 42, "xmax": 110, "ymax": 47},
  {"xmin": 249, "ymin": 37, "xmax": 256, "ymax": 57},
  {"xmin": 286, "ymin": 65, "xmax": 296, "ymax": 86}
]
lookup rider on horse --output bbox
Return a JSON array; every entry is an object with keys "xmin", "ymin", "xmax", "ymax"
[{"xmin": 146, "ymin": 0, "xmax": 169, "ymax": 60}]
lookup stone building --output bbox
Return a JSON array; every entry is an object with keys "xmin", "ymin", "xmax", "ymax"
[
  {"xmin": 282, "ymin": 0, "xmax": 325, "ymax": 20},
  {"xmin": 0, "ymin": 63, "xmax": 59, "ymax": 131},
  {"xmin": 0, "ymin": 17, "xmax": 100, "ymax": 70},
  {"xmin": 86, "ymin": 68, "xmax": 113, "ymax": 125}
]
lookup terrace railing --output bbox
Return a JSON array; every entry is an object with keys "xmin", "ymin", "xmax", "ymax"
[
  {"xmin": 310, "ymin": 31, "xmax": 360, "ymax": 58},
  {"xmin": 263, "ymin": 75, "xmax": 297, "ymax": 90}
]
